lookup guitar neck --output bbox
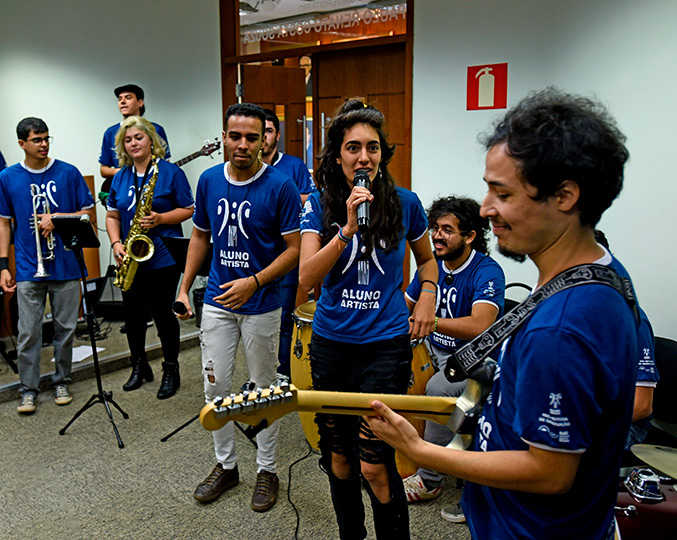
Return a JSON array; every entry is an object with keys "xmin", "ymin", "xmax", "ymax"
[
  {"xmin": 173, "ymin": 152, "xmax": 200, "ymax": 168},
  {"xmin": 295, "ymin": 390, "xmax": 457, "ymax": 424},
  {"xmin": 198, "ymin": 384, "xmax": 482, "ymax": 432}
]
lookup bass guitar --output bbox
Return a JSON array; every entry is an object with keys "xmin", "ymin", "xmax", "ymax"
[
  {"xmin": 199, "ymin": 381, "xmax": 485, "ymax": 442},
  {"xmin": 173, "ymin": 139, "xmax": 220, "ymax": 167}
]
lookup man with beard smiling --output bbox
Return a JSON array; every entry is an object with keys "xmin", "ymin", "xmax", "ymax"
[
  {"xmin": 367, "ymin": 89, "xmax": 639, "ymax": 540},
  {"xmin": 402, "ymin": 196, "xmax": 504, "ymax": 513}
]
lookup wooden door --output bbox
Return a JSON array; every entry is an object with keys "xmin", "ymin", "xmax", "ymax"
[
  {"xmin": 239, "ymin": 64, "xmax": 307, "ymax": 160},
  {"xmin": 313, "ymin": 43, "xmax": 409, "ymax": 189}
]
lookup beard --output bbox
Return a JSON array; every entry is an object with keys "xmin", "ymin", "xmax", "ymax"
[
  {"xmin": 435, "ymin": 239, "xmax": 467, "ymax": 262},
  {"xmin": 497, "ymin": 244, "xmax": 527, "ymax": 263}
]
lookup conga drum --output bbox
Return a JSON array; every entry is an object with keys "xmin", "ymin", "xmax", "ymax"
[
  {"xmin": 395, "ymin": 340, "xmax": 435, "ymax": 477},
  {"xmin": 290, "ymin": 301, "xmax": 320, "ymax": 449}
]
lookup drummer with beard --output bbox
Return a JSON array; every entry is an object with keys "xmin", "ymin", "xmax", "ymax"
[{"xmin": 401, "ymin": 196, "xmax": 505, "ymax": 518}]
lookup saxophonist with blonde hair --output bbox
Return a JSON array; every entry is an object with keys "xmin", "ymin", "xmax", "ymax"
[{"xmin": 106, "ymin": 116, "xmax": 193, "ymax": 399}]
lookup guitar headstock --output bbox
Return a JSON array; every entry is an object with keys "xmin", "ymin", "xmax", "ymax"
[
  {"xmin": 198, "ymin": 139, "xmax": 221, "ymax": 157},
  {"xmin": 200, "ymin": 383, "xmax": 299, "ymax": 431}
]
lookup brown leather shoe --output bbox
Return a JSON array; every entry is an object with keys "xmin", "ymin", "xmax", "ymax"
[
  {"xmin": 251, "ymin": 470, "xmax": 279, "ymax": 512},
  {"xmin": 193, "ymin": 463, "xmax": 239, "ymax": 503}
]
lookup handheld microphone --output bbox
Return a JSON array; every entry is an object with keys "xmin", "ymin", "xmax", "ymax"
[
  {"xmin": 354, "ymin": 170, "xmax": 370, "ymax": 233},
  {"xmin": 172, "ymin": 301, "xmax": 194, "ymax": 318}
]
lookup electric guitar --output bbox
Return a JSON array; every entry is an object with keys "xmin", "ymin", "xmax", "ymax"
[
  {"xmin": 199, "ymin": 381, "xmax": 485, "ymax": 438},
  {"xmin": 173, "ymin": 139, "xmax": 221, "ymax": 168}
]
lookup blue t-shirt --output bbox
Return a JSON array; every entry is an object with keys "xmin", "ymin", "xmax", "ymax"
[
  {"xmin": 193, "ymin": 162, "xmax": 301, "ymax": 315},
  {"xmin": 633, "ymin": 308, "xmax": 659, "ymax": 433},
  {"xmin": 107, "ymin": 159, "xmax": 194, "ymax": 270},
  {"xmin": 272, "ymin": 152, "xmax": 316, "ymax": 195},
  {"xmin": 463, "ymin": 253, "xmax": 639, "ymax": 540},
  {"xmin": 406, "ymin": 251, "xmax": 505, "ymax": 352},
  {"xmin": 99, "ymin": 121, "xmax": 170, "ymax": 168},
  {"xmin": 271, "ymin": 152, "xmax": 316, "ymax": 286},
  {"xmin": 300, "ymin": 187, "xmax": 428, "ymax": 343},
  {"xmin": 0, "ymin": 159, "xmax": 95, "ymax": 281}
]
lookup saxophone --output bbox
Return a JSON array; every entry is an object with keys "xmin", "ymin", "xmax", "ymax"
[{"xmin": 114, "ymin": 157, "xmax": 159, "ymax": 291}]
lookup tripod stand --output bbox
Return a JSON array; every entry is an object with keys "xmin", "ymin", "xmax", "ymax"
[{"xmin": 54, "ymin": 215, "xmax": 128, "ymax": 448}]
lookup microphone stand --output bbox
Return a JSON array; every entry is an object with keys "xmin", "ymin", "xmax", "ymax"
[{"xmin": 53, "ymin": 215, "xmax": 128, "ymax": 448}]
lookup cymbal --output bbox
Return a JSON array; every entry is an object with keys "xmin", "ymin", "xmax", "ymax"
[{"xmin": 631, "ymin": 444, "xmax": 677, "ymax": 479}]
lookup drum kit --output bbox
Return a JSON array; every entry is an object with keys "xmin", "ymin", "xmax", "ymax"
[
  {"xmin": 290, "ymin": 300, "xmax": 435, "ymax": 476},
  {"xmin": 616, "ymin": 444, "xmax": 677, "ymax": 540}
]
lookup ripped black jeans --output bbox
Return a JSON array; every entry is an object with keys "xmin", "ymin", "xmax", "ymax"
[{"xmin": 310, "ymin": 333, "xmax": 412, "ymax": 540}]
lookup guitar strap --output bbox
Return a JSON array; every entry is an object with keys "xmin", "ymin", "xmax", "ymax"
[{"xmin": 445, "ymin": 263, "xmax": 639, "ymax": 383}]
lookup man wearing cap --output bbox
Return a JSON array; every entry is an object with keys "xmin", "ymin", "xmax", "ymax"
[{"xmin": 99, "ymin": 84, "xmax": 171, "ymax": 190}]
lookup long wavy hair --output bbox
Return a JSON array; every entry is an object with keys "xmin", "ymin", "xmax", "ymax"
[
  {"xmin": 115, "ymin": 115, "xmax": 166, "ymax": 168},
  {"xmin": 315, "ymin": 98, "xmax": 402, "ymax": 253}
]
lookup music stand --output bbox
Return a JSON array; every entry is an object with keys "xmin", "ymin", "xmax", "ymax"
[{"xmin": 52, "ymin": 214, "xmax": 128, "ymax": 448}]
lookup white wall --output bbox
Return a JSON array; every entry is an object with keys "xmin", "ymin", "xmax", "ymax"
[
  {"xmin": 0, "ymin": 0, "xmax": 222, "ymax": 272},
  {"xmin": 412, "ymin": 0, "xmax": 677, "ymax": 338}
]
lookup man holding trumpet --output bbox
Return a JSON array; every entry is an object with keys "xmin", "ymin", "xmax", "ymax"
[{"xmin": 0, "ymin": 117, "xmax": 95, "ymax": 415}]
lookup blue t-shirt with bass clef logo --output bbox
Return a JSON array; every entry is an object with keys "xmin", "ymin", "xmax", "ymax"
[
  {"xmin": 0, "ymin": 159, "xmax": 95, "ymax": 281},
  {"xmin": 193, "ymin": 162, "xmax": 301, "ymax": 315},
  {"xmin": 300, "ymin": 187, "xmax": 428, "ymax": 344}
]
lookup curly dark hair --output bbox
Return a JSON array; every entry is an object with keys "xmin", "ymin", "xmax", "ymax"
[
  {"xmin": 427, "ymin": 196, "xmax": 490, "ymax": 255},
  {"xmin": 482, "ymin": 87, "xmax": 629, "ymax": 227},
  {"xmin": 315, "ymin": 98, "xmax": 402, "ymax": 253}
]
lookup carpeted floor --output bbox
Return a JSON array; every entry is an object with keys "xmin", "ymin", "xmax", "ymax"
[{"xmin": 0, "ymin": 341, "xmax": 472, "ymax": 540}]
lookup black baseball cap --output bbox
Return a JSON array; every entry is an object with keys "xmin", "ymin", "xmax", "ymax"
[{"xmin": 114, "ymin": 84, "xmax": 145, "ymax": 115}]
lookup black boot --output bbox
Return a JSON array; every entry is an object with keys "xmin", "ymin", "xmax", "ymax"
[
  {"xmin": 122, "ymin": 357, "xmax": 153, "ymax": 391},
  {"xmin": 157, "ymin": 362, "xmax": 180, "ymax": 399}
]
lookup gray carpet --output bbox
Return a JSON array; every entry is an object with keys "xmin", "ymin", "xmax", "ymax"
[{"xmin": 0, "ymin": 344, "xmax": 471, "ymax": 540}]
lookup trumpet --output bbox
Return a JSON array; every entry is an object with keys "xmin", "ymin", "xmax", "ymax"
[{"xmin": 31, "ymin": 183, "xmax": 55, "ymax": 278}]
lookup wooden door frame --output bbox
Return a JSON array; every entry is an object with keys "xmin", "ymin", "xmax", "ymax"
[{"xmin": 217, "ymin": 0, "xmax": 415, "ymax": 190}]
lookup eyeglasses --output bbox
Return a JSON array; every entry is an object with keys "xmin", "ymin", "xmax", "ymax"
[
  {"xmin": 429, "ymin": 226, "xmax": 462, "ymax": 238},
  {"xmin": 26, "ymin": 136, "xmax": 53, "ymax": 145}
]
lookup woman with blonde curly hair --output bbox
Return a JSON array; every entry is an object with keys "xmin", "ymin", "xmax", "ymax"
[{"xmin": 106, "ymin": 116, "xmax": 194, "ymax": 399}]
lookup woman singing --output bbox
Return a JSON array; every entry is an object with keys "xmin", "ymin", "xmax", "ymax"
[
  {"xmin": 106, "ymin": 116, "xmax": 194, "ymax": 399},
  {"xmin": 298, "ymin": 99, "xmax": 437, "ymax": 539}
]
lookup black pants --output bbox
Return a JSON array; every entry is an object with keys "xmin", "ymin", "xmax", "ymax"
[
  {"xmin": 311, "ymin": 333, "xmax": 412, "ymax": 540},
  {"xmin": 121, "ymin": 264, "xmax": 181, "ymax": 365}
]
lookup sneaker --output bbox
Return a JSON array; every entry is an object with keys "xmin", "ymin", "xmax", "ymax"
[
  {"xmin": 441, "ymin": 503, "xmax": 466, "ymax": 523},
  {"xmin": 251, "ymin": 470, "xmax": 279, "ymax": 512},
  {"xmin": 193, "ymin": 463, "xmax": 239, "ymax": 503},
  {"xmin": 17, "ymin": 394, "xmax": 36, "ymax": 414},
  {"xmin": 403, "ymin": 473, "xmax": 442, "ymax": 503},
  {"xmin": 54, "ymin": 385, "xmax": 73, "ymax": 406}
]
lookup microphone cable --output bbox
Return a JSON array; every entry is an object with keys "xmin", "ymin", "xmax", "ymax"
[{"xmin": 286, "ymin": 438, "xmax": 318, "ymax": 540}]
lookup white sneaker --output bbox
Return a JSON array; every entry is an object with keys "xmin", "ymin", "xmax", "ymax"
[
  {"xmin": 17, "ymin": 394, "xmax": 37, "ymax": 414},
  {"xmin": 54, "ymin": 385, "xmax": 73, "ymax": 406},
  {"xmin": 441, "ymin": 503, "xmax": 466, "ymax": 523},
  {"xmin": 403, "ymin": 473, "xmax": 442, "ymax": 503}
]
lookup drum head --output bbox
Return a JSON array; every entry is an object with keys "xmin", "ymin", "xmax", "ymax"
[{"xmin": 293, "ymin": 300, "xmax": 316, "ymax": 324}]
